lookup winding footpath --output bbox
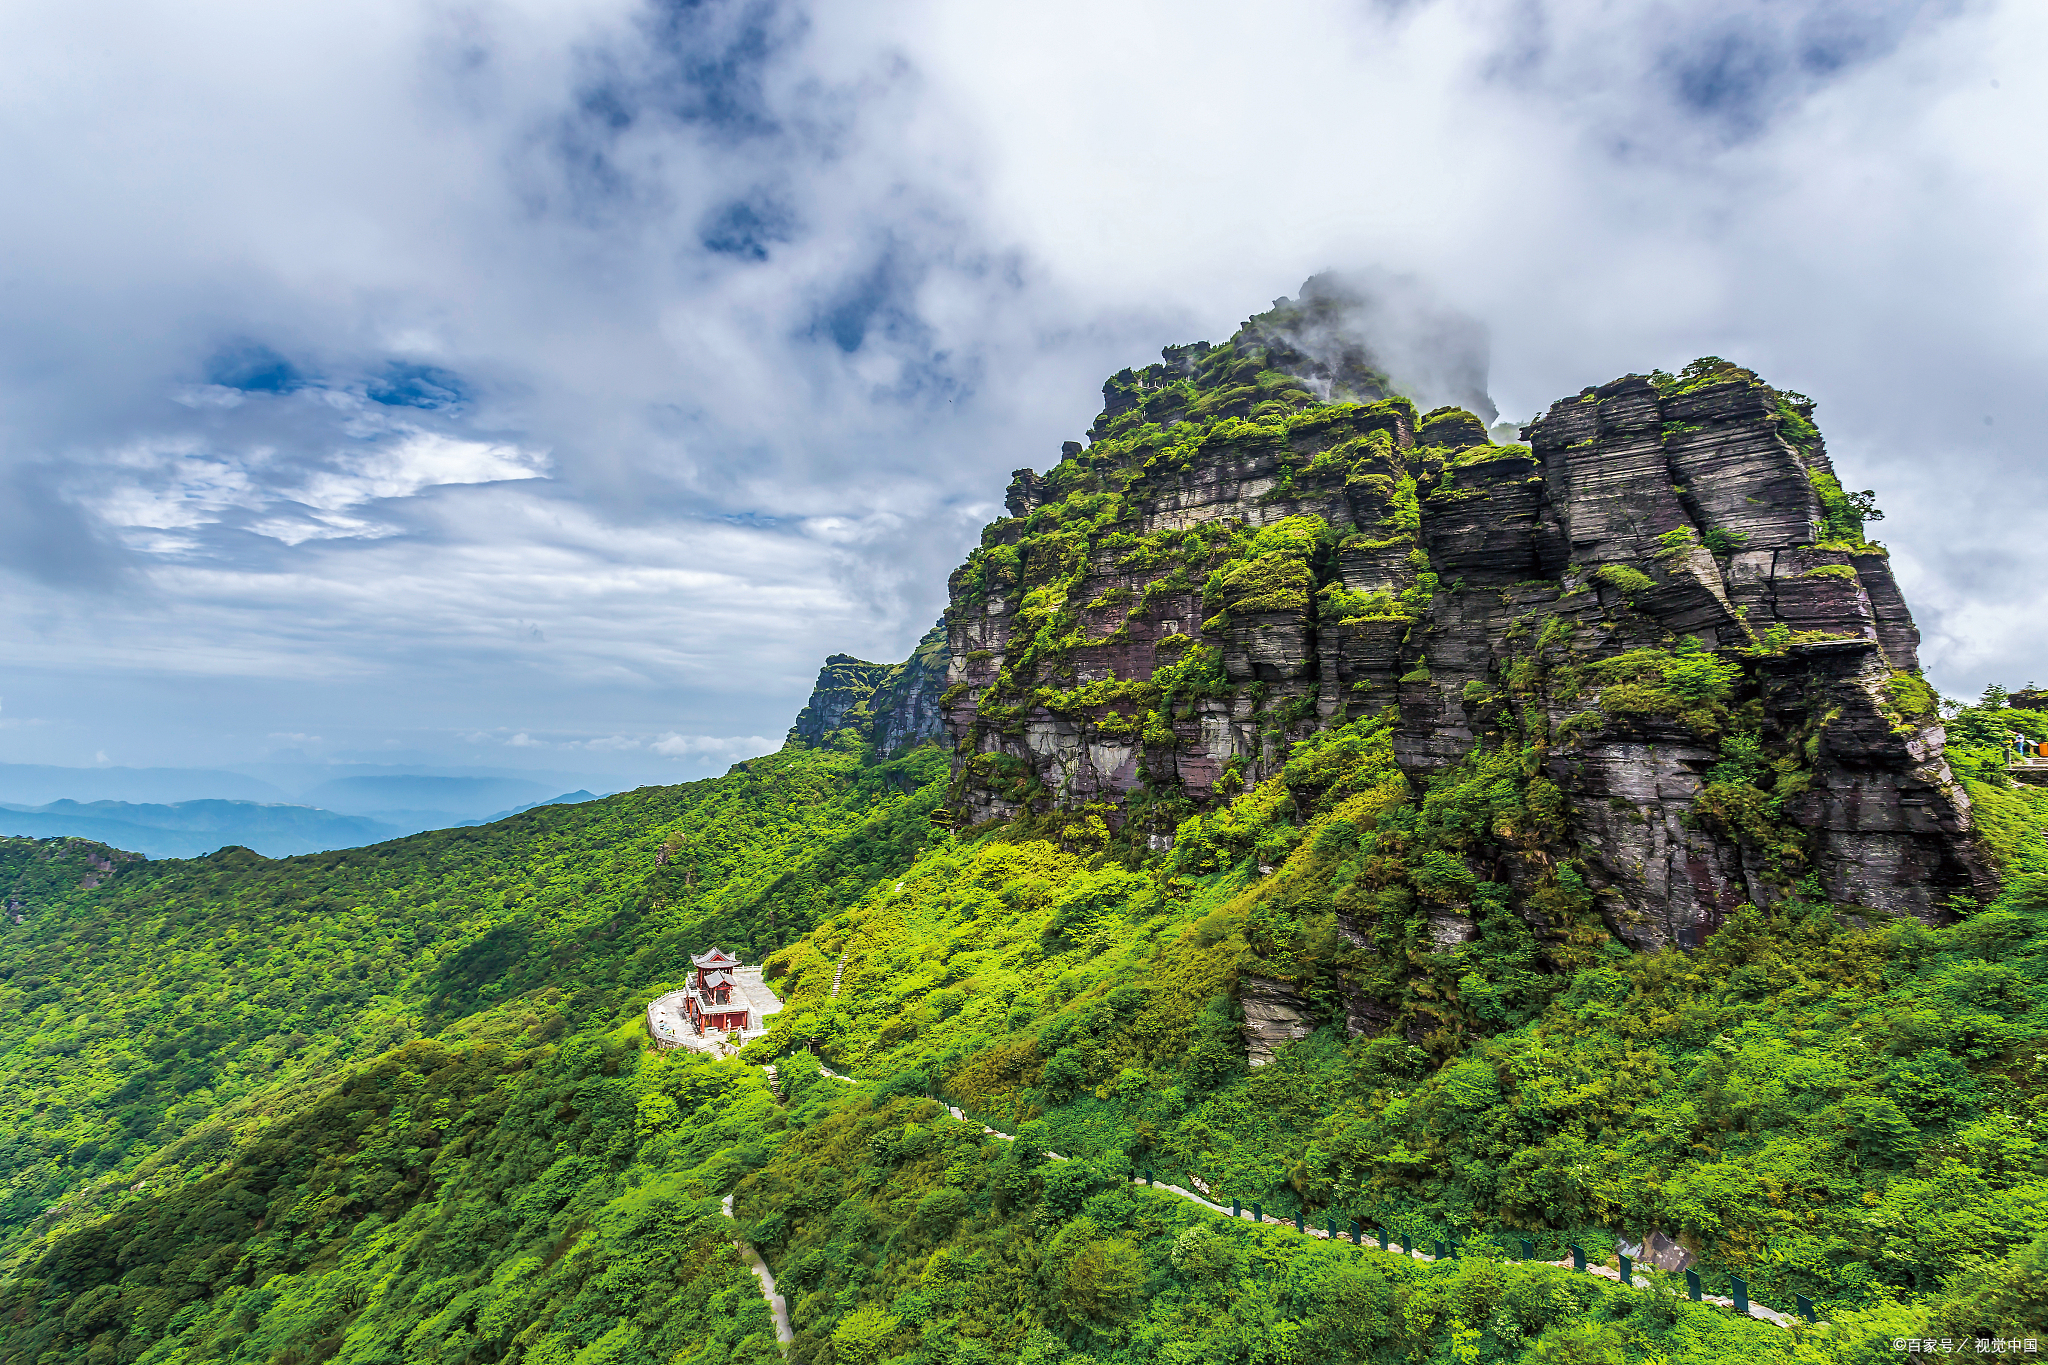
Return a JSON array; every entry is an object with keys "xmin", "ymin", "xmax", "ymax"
[
  {"xmin": 721, "ymin": 1191, "xmax": 793, "ymax": 1351},
  {"xmin": 715, "ymin": 1060, "xmax": 1800, "ymax": 1343},
  {"xmin": 810, "ymin": 1065, "xmax": 1802, "ymax": 1329}
]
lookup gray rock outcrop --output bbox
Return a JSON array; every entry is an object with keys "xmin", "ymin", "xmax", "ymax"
[
  {"xmin": 1238, "ymin": 975, "xmax": 1315, "ymax": 1066},
  {"xmin": 786, "ymin": 621, "xmax": 949, "ymax": 755},
  {"xmin": 933, "ymin": 294, "xmax": 1991, "ymax": 938}
]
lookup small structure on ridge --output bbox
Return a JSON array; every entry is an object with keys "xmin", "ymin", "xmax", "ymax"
[
  {"xmin": 686, "ymin": 947, "xmax": 752, "ymax": 1034},
  {"xmin": 646, "ymin": 948, "xmax": 784, "ymax": 1053}
]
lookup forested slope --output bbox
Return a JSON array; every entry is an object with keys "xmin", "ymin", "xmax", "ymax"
[
  {"xmin": 745, "ymin": 697, "xmax": 2048, "ymax": 1342},
  {"xmin": 0, "ymin": 740, "xmax": 945, "ymax": 1266},
  {"xmin": 0, "ymin": 694, "xmax": 2041, "ymax": 1364}
]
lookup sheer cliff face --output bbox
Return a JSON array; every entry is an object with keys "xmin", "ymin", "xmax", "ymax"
[
  {"xmin": 787, "ymin": 622, "xmax": 949, "ymax": 756},
  {"xmin": 938, "ymin": 301, "xmax": 1991, "ymax": 940}
]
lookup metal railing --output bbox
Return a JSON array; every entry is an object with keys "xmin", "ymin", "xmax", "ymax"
[{"xmin": 799, "ymin": 1065, "xmax": 1829, "ymax": 1331}]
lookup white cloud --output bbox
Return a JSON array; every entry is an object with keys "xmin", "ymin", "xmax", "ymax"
[
  {"xmin": 70, "ymin": 422, "xmax": 549, "ymax": 552},
  {"xmin": 649, "ymin": 733, "xmax": 775, "ymax": 760},
  {"xmin": 169, "ymin": 386, "xmax": 248, "ymax": 410},
  {"xmin": 292, "ymin": 433, "xmax": 550, "ymax": 512},
  {"xmin": 577, "ymin": 735, "xmax": 646, "ymax": 752},
  {"xmin": 245, "ymin": 512, "xmax": 400, "ymax": 546},
  {"xmin": 0, "ymin": 0, "xmax": 2038, "ymax": 778}
]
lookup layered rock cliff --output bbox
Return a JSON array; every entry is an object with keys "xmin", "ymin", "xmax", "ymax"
[
  {"xmin": 927, "ymin": 285, "xmax": 1992, "ymax": 940},
  {"xmin": 787, "ymin": 620, "xmax": 949, "ymax": 756}
]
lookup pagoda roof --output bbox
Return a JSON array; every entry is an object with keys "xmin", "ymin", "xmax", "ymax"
[
  {"xmin": 700, "ymin": 970, "xmax": 737, "ymax": 989},
  {"xmin": 691, "ymin": 947, "xmax": 740, "ymax": 968}
]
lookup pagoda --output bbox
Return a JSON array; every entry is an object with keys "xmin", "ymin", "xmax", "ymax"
[{"xmin": 685, "ymin": 947, "xmax": 752, "ymax": 1035}]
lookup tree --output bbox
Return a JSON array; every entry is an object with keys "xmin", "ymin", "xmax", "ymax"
[{"xmin": 830, "ymin": 1305, "xmax": 900, "ymax": 1365}]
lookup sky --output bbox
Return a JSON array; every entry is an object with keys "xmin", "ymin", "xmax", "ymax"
[{"xmin": 0, "ymin": 0, "xmax": 2041, "ymax": 791}]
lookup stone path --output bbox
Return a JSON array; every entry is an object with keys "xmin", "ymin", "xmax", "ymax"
[
  {"xmin": 722, "ymin": 1192, "xmax": 793, "ymax": 1350},
  {"xmin": 829, "ymin": 953, "xmax": 849, "ymax": 998},
  {"xmin": 734, "ymin": 966, "xmax": 786, "ymax": 1028},
  {"xmin": 644, "ymin": 989, "xmax": 696, "ymax": 1051},
  {"xmin": 811, "ymin": 1065, "xmax": 1810, "ymax": 1329}
]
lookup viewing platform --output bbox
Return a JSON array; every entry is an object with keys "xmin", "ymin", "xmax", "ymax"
[{"xmin": 2010, "ymin": 757, "xmax": 2048, "ymax": 787}]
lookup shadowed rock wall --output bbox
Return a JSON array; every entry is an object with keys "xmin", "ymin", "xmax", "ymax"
[{"xmin": 786, "ymin": 621, "xmax": 949, "ymax": 756}]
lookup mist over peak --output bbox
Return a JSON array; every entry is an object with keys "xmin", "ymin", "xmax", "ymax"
[{"xmin": 1239, "ymin": 271, "xmax": 1497, "ymax": 423}]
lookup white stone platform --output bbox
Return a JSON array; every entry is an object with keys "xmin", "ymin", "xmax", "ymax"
[{"xmin": 646, "ymin": 966, "xmax": 785, "ymax": 1056}]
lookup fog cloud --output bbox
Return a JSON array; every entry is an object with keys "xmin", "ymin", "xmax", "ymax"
[{"xmin": 1248, "ymin": 272, "xmax": 1498, "ymax": 422}]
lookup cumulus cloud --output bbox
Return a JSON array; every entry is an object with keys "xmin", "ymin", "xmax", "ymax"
[
  {"xmin": 648, "ymin": 733, "xmax": 776, "ymax": 759},
  {"xmin": 0, "ymin": 0, "xmax": 2038, "ymax": 777}
]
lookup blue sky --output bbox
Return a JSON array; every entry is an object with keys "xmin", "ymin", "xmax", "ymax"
[{"xmin": 0, "ymin": 0, "xmax": 2041, "ymax": 786}]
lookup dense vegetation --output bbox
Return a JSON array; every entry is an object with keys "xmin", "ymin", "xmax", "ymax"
[
  {"xmin": 0, "ymin": 740, "xmax": 944, "ymax": 1262},
  {"xmin": 0, "ymin": 684, "xmax": 2040, "ymax": 1363},
  {"xmin": 750, "ymin": 694, "xmax": 2048, "ymax": 1333}
]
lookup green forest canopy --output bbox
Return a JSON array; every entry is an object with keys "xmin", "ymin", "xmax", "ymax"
[{"xmin": 0, "ymin": 692, "xmax": 2041, "ymax": 1363}]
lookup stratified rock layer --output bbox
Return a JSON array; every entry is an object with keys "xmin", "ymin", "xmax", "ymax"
[
  {"xmin": 871, "ymin": 622, "xmax": 951, "ymax": 757},
  {"xmin": 786, "ymin": 621, "xmax": 949, "ymax": 756},
  {"xmin": 1238, "ymin": 975, "xmax": 1316, "ymax": 1067},
  {"xmin": 787, "ymin": 656, "xmax": 890, "ymax": 748},
  {"xmin": 930, "ymin": 296, "xmax": 1991, "ymax": 941}
]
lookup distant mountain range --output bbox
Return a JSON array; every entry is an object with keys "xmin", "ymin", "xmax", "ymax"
[
  {"xmin": 0, "ymin": 790, "xmax": 603, "ymax": 859},
  {"xmin": 299, "ymin": 774, "xmax": 560, "ymax": 821},
  {"xmin": 0, "ymin": 764, "xmax": 291, "ymax": 806},
  {"xmin": 0, "ymin": 762, "xmax": 609, "ymax": 811}
]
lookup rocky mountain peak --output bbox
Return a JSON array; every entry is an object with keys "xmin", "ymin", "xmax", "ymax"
[
  {"xmin": 927, "ymin": 301, "xmax": 1991, "ymax": 944},
  {"xmin": 786, "ymin": 621, "xmax": 949, "ymax": 757}
]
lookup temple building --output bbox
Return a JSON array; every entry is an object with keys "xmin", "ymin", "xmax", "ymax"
[
  {"xmin": 646, "ymin": 948, "xmax": 784, "ymax": 1051},
  {"xmin": 686, "ymin": 947, "xmax": 753, "ymax": 1035}
]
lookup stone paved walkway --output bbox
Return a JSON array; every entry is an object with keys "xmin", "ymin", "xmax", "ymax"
[
  {"xmin": 811, "ymin": 1065, "xmax": 1811, "ymax": 1329},
  {"xmin": 645, "ymin": 970, "xmax": 785, "ymax": 1057},
  {"xmin": 722, "ymin": 1192, "xmax": 792, "ymax": 1351}
]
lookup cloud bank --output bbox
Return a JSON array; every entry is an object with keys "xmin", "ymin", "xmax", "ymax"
[{"xmin": 0, "ymin": 0, "xmax": 2040, "ymax": 782}]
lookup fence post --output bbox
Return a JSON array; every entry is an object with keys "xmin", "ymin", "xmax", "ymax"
[
  {"xmin": 1518, "ymin": 1239, "xmax": 1534, "ymax": 1261},
  {"xmin": 1233, "ymin": 1199, "xmax": 1241, "ymax": 1218},
  {"xmin": 1296, "ymin": 1210, "xmax": 1305, "ymax": 1234},
  {"xmin": 1731, "ymin": 1276, "xmax": 1749, "ymax": 1315},
  {"xmin": 1351, "ymin": 1219, "xmax": 1363, "ymax": 1246},
  {"xmin": 1252, "ymin": 1203, "xmax": 1262, "ymax": 1225},
  {"xmin": 1433, "ymin": 1239, "xmax": 1447, "ymax": 1261},
  {"xmin": 1400, "ymin": 1235, "xmax": 1411, "ymax": 1257},
  {"xmin": 1378, "ymin": 1228, "xmax": 1390, "ymax": 1252},
  {"xmin": 1795, "ymin": 1294, "xmax": 1815, "ymax": 1323},
  {"xmin": 1685, "ymin": 1270, "xmax": 1702, "ymax": 1302},
  {"xmin": 1619, "ymin": 1254, "xmax": 1633, "ymax": 1285},
  {"xmin": 1570, "ymin": 1244, "xmax": 1586, "ymax": 1273}
]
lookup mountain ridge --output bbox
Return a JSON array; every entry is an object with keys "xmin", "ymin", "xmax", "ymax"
[
  {"xmin": 788, "ymin": 285, "xmax": 1986, "ymax": 954},
  {"xmin": 0, "ymin": 798, "xmax": 403, "ymax": 860}
]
